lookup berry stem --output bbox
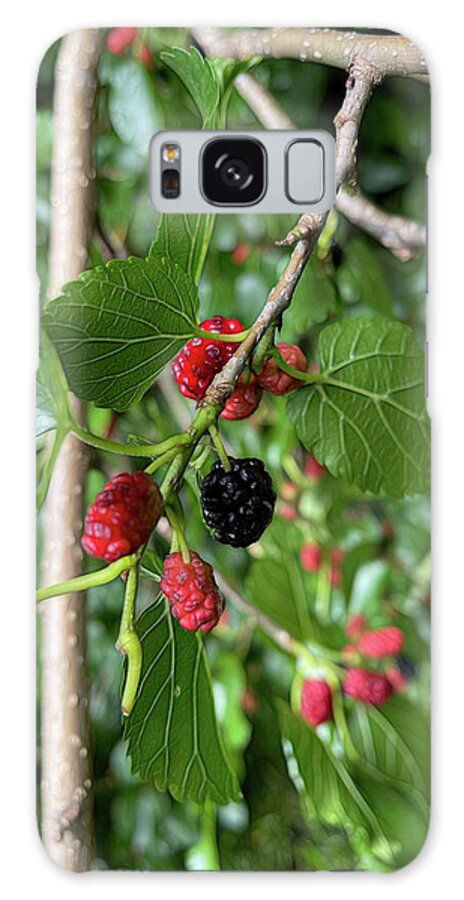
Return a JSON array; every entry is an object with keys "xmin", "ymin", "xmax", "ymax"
[
  {"xmin": 72, "ymin": 423, "xmax": 191, "ymax": 459},
  {"xmin": 144, "ymin": 444, "xmax": 186, "ymax": 475},
  {"xmin": 251, "ymin": 324, "xmax": 275, "ymax": 374},
  {"xmin": 116, "ymin": 566, "xmax": 143, "ymax": 716},
  {"xmin": 165, "ymin": 505, "xmax": 190, "ymax": 563},
  {"xmin": 331, "ymin": 689, "xmax": 358, "ymax": 761},
  {"xmin": 208, "ymin": 425, "xmax": 231, "ymax": 472},
  {"xmin": 36, "ymin": 551, "xmax": 141, "ymax": 603},
  {"xmin": 270, "ymin": 348, "xmax": 322, "ymax": 384},
  {"xmin": 196, "ymin": 327, "xmax": 249, "ymax": 343}
]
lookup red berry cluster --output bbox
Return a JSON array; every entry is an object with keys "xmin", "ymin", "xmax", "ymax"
[
  {"xmin": 172, "ymin": 317, "xmax": 308, "ymax": 420},
  {"xmin": 81, "ymin": 471, "xmax": 163, "ymax": 563},
  {"xmin": 160, "ymin": 550, "xmax": 224, "ymax": 633},
  {"xmin": 106, "ymin": 28, "xmax": 152, "ymax": 67},
  {"xmin": 81, "ymin": 471, "xmax": 226, "ymax": 635},
  {"xmin": 299, "ymin": 542, "xmax": 345, "ymax": 586},
  {"xmin": 300, "ymin": 614, "xmax": 408, "ymax": 728},
  {"xmin": 342, "ymin": 614, "xmax": 408, "ymax": 702}
]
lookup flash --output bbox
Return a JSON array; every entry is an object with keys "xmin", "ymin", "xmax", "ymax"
[{"xmin": 162, "ymin": 143, "xmax": 180, "ymax": 163}]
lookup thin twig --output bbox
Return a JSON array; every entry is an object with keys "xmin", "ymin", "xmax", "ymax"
[{"xmin": 227, "ymin": 66, "xmax": 425, "ymax": 259}]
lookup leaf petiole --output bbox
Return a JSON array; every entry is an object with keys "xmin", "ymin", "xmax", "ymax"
[
  {"xmin": 72, "ymin": 423, "xmax": 191, "ymax": 459},
  {"xmin": 270, "ymin": 348, "xmax": 322, "ymax": 384},
  {"xmin": 36, "ymin": 551, "xmax": 141, "ymax": 603},
  {"xmin": 196, "ymin": 327, "xmax": 249, "ymax": 343},
  {"xmin": 116, "ymin": 566, "xmax": 142, "ymax": 716}
]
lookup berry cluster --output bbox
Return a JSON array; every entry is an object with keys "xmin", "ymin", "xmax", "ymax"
[
  {"xmin": 106, "ymin": 27, "xmax": 152, "ymax": 67},
  {"xmin": 81, "ymin": 471, "xmax": 163, "ymax": 563},
  {"xmin": 341, "ymin": 614, "xmax": 409, "ymax": 697},
  {"xmin": 171, "ymin": 316, "xmax": 308, "ymax": 420},
  {"xmin": 200, "ymin": 457, "xmax": 276, "ymax": 548},
  {"xmin": 299, "ymin": 542, "xmax": 345, "ymax": 587},
  {"xmin": 299, "ymin": 614, "xmax": 409, "ymax": 729}
]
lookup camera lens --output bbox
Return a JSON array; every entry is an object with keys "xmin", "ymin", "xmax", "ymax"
[
  {"xmin": 202, "ymin": 138, "xmax": 266, "ymax": 206},
  {"xmin": 217, "ymin": 156, "xmax": 251, "ymax": 190}
]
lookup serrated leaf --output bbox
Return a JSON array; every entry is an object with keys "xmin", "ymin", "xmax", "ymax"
[
  {"xmin": 42, "ymin": 256, "xmax": 199, "ymax": 411},
  {"xmin": 278, "ymin": 703, "xmax": 396, "ymax": 864},
  {"xmin": 161, "ymin": 47, "xmax": 220, "ymax": 127},
  {"xmin": 149, "ymin": 213, "xmax": 214, "ymax": 285},
  {"xmin": 287, "ymin": 317, "xmax": 430, "ymax": 497},
  {"xmin": 349, "ymin": 695, "xmax": 430, "ymax": 816},
  {"xmin": 124, "ymin": 595, "xmax": 240, "ymax": 805}
]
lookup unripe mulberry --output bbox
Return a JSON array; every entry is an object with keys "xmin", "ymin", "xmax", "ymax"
[
  {"xmin": 172, "ymin": 316, "xmax": 244, "ymax": 401},
  {"xmin": 300, "ymin": 543, "xmax": 322, "ymax": 572},
  {"xmin": 160, "ymin": 551, "xmax": 224, "ymax": 633},
  {"xmin": 358, "ymin": 626, "xmax": 404, "ymax": 659},
  {"xmin": 82, "ymin": 471, "xmax": 162, "ymax": 562},
  {"xmin": 221, "ymin": 376, "xmax": 262, "ymax": 420},
  {"xmin": 343, "ymin": 668, "xmax": 393, "ymax": 706},
  {"xmin": 256, "ymin": 343, "xmax": 307, "ymax": 395},
  {"xmin": 301, "ymin": 679, "xmax": 333, "ymax": 725}
]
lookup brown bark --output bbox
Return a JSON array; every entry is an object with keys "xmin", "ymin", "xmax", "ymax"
[
  {"xmin": 192, "ymin": 27, "xmax": 429, "ymax": 81},
  {"xmin": 39, "ymin": 28, "xmax": 104, "ymax": 871}
]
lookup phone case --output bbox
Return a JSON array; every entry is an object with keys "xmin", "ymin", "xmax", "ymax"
[{"xmin": 36, "ymin": 27, "xmax": 430, "ymax": 872}]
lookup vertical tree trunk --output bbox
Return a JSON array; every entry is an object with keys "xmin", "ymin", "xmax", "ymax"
[{"xmin": 39, "ymin": 29, "xmax": 104, "ymax": 871}]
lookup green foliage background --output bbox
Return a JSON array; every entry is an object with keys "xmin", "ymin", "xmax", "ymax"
[{"xmin": 37, "ymin": 29, "xmax": 430, "ymax": 871}]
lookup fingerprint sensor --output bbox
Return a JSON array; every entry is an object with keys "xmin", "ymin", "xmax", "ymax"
[{"xmin": 285, "ymin": 140, "xmax": 324, "ymax": 204}]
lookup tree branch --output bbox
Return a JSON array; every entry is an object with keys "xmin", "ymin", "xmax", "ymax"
[
  {"xmin": 192, "ymin": 27, "xmax": 429, "ymax": 82},
  {"xmin": 335, "ymin": 189, "xmax": 426, "ymax": 261},
  {"xmin": 39, "ymin": 29, "xmax": 104, "ymax": 872},
  {"xmin": 227, "ymin": 67, "xmax": 425, "ymax": 259}
]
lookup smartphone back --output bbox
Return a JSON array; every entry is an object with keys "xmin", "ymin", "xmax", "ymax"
[{"xmin": 36, "ymin": 26, "xmax": 430, "ymax": 872}]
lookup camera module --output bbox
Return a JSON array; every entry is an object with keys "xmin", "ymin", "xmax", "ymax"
[{"xmin": 201, "ymin": 138, "xmax": 266, "ymax": 206}]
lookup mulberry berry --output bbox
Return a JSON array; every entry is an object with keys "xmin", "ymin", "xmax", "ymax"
[
  {"xmin": 221, "ymin": 376, "xmax": 263, "ymax": 420},
  {"xmin": 358, "ymin": 626, "xmax": 404, "ymax": 659},
  {"xmin": 82, "ymin": 471, "xmax": 162, "ymax": 563},
  {"xmin": 172, "ymin": 316, "xmax": 244, "ymax": 401},
  {"xmin": 300, "ymin": 543, "xmax": 322, "ymax": 572},
  {"xmin": 106, "ymin": 27, "xmax": 138, "ymax": 55},
  {"xmin": 343, "ymin": 668, "xmax": 393, "ymax": 706},
  {"xmin": 200, "ymin": 457, "xmax": 276, "ymax": 547},
  {"xmin": 160, "ymin": 551, "xmax": 224, "ymax": 633},
  {"xmin": 256, "ymin": 343, "xmax": 307, "ymax": 395},
  {"xmin": 301, "ymin": 679, "xmax": 333, "ymax": 725}
]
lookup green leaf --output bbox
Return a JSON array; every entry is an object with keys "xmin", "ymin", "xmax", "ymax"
[
  {"xmin": 42, "ymin": 256, "xmax": 199, "ymax": 411},
  {"xmin": 337, "ymin": 237, "xmax": 394, "ymax": 317},
  {"xmin": 149, "ymin": 213, "xmax": 215, "ymax": 286},
  {"xmin": 161, "ymin": 48, "xmax": 220, "ymax": 127},
  {"xmin": 287, "ymin": 317, "xmax": 430, "ymax": 497},
  {"xmin": 107, "ymin": 59, "xmax": 164, "ymax": 156},
  {"xmin": 278, "ymin": 703, "xmax": 396, "ymax": 864},
  {"xmin": 124, "ymin": 595, "xmax": 240, "ymax": 805},
  {"xmin": 36, "ymin": 331, "xmax": 72, "ymax": 508},
  {"xmin": 247, "ymin": 556, "xmax": 313, "ymax": 642},
  {"xmin": 36, "ymin": 330, "xmax": 71, "ymax": 436},
  {"xmin": 292, "ymin": 255, "xmax": 338, "ymax": 331},
  {"xmin": 348, "ymin": 559, "xmax": 391, "ymax": 618},
  {"xmin": 349, "ymin": 695, "xmax": 430, "ymax": 816}
]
